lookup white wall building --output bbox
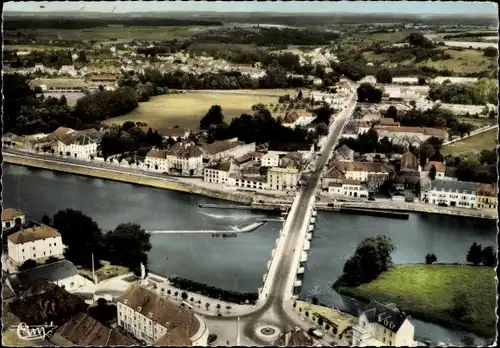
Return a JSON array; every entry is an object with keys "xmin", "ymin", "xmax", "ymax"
[
  {"xmin": 423, "ymin": 179, "xmax": 478, "ymax": 208},
  {"xmin": 267, "ymin": 167, "xmax": 300, "ymax": 191},
  {"xmin": 333, "ymin": 161, "xmax": 390, "ymax": 183},
  {"xmin": 144, "ymin": 148, "xmax": 168, "ymax": 172},
  {"xmin": 7, "ymin": 225, "xmax": 65, "ymax": 266},
  {"xmin": 2, "ymin": 208, "xmax": 26, "ymax": 230},
  {"xmin": 53, "ymin": 134, "xmax": 99, "ymax": 159},
  {"xmin": 228, "ymin": 174, "xmax": 268, "ymax": 190},
  {"xmin": 328, "ymin": 180, "xmax": 369, "ymax": 199},
  {"xmin": 203, "ymin": 161, "xmax": 234, "ymax": 184},
  {"xmin": 352, "ymin": 301, "xmax": 415, "ymax": 347},
  {"xmin": 262, "ymin": 151, "xmax": 288, "ymax": 167},
  {"xmin": 117, "ymin": 284, "xmax": 209, "ymax": 346},
  {"xmin": 165, "ymin": 142, "xmax": 203, "ymax": 175},
  {"xmin": 201, "ymin": 138, "xmax": 256, "ymax": 161}
]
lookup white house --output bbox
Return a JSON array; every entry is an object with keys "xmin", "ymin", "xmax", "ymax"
[
  {"xmin": 53, "ymin": 133, "xmax": 99, "ymax": 159},
  {"xmin": 201, "ymin": 138, "xmax": 256, "ymax": 161},
  {"xmin": 7, "ymin": 225, "xmax": 65, "ymax": 266},
  {"xmin": 203, "ymin": 161, "xmax": 234, "ymax": 184},
  {"xmin": 333, "ymin": 161, "xmax": 390, "ymax": 183},
  {"xmin": 281, "ymin": 112, "xmax": 314, "ymax": 129},
  {"xmin": 165, "ymin": 142, "xmax": 203, "ymax": 175},
  {"xmin": 369, "ymin": 125, "xmax": 448, "ymax": 144},
  {"xmin": 422, "ymin": 179, "xmax": 478, "ymax": 208},
  {"xmin": 145, "ymin": 148, "xmax": 168, "ymax": 172},
  {"xmin": 328, "ymin": 179, "xmax": 369, "ymax": 199},
  {"xmin": 2, "ymin": 208, "xmax": 26, "ymax": 230},
  {"xmin": 262, "ymin": 151, "xmax": 289, "ymax": 167},
  {"xmin": 267, "ymin": 167, "xmax": 300, "ymax": 191},
  {"xmin": 117, "ymin": 284, "xmax": 209, "ymax": 346},
  {"xmin": 421, "ymin": 161, "xmax": 446, "ymax": 179},
  {"xmin": 4, "ymin": 260, "xmax": 90, "ymax": 295},
  {"xmin": 351, "ymin": 301, "xmax": 415, "ymax": 347},
  {"xmin": 228, "ymin": 174, "xmax": 268, "ymax": 190}
]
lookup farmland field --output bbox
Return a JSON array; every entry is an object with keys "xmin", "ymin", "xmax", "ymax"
[
  {"xmin": 443, "ymin": 128, "xmax": 498, "ymax": 155},
  {"xmin": 419, "ymin": 48, "xmax": 496, "ymax": 74},
  {"xmin": 105, "ymin": 92, "xmax": 283, "ymax": 130}
]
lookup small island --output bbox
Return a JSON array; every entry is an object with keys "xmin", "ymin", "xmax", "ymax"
[{"xmin": 333, "ymin": 237, "xmax": 496, "ymax": 338}]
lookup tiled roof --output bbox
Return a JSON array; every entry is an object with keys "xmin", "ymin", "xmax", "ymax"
[
  {"xmin": 477, "ymin": 183, "xmax": 497, "ymax": 197},
  {"xmin": 8, "ymin": 225, "xmax": 61, "ymax": 244},
  {"xmin": 325, "ymin": 165, "xmax": 346, "ymax": 180},
  {"xmin": 423, "ymin": 161, "xmax": 446, "ymax": 172},
  {"xmin": 374, "ymin": 125, "xmax": 447, "ymax": 138},
  {"xmin": 2, "ymin": 208, "xmax": 25, "ymax": 221},
  {"xmin": 234, "ymin": 153, "xmax": 253, "ymax": 164},
  {"xmin": 248, "ymin": 151, "xmax": 265, "ymax": 158},
  {"xmin": 202, "ymin": 140, "xmax": 245, "ymax": 155},
  {"xmin": 146, "ymin": 148, "xmax": 167, "ymax": 159},
  {"xmin": 9, "ymin": 281, "xmax": 87, "ymax": 325},
  {"xmin": 205, "ymin": 161, "xmax": 232, "ymax": 172},
  {"xmin": 432, "ymin": 179, "xmax": 478, "ymax": 193},
  {"xmin": 7, "ymin": 260, "xmax": 79, "ymax": 295},
  {"xmin": 275, "ymin": 327, "xmax": 314, "ymax": 346},
  {"xmin": 117, "ymin": 284, "xmax": 200, "ymax": 338},
  {"xmin": 282, "ymin": 112, "xmax": 301, "ymax": 124},
  {"xmin": 139, "ymin": 126, "xmax": 188, "ymax": 138},
  {"xmin": 47, "ymin": 127, "xmax": 75, "ymax": 141},
  {"xmin": 229, "ymin": 173, "xmax": 267, "ymax": 182},
  {"xmin": 400, "ymin": 151, "xmax": 419, "ymax": 171},
  {"xmin": 379, "ymin": 118, "xmax": 400, "ymax": 126},
  {"xmin": 363, "ymin": 300, "xmax": 408, "ymax": 333},
  {"xmin": 166, "ymin": 142, "xmax": 203, "ymax": 158},
  {"xmin": 333, "ymin": 161, "xmax": 389, "ymax": 173},
  {"xmin": 56, "ymin": 313, "xmax": 136, "ymax": 346}
]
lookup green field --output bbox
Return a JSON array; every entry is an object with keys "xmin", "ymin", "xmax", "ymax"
[
  {"xmin": 105, "ymin": 92, "xmax": 283, "ymax": 130},
  {"xmin": 11, "ymin": 26, "xmax": 195, "ymax": 42},
  {"xmin": 443, "ymin": 128, "xmax": 498, "ymax": 155},
  {"xmin": 336, "ymin": 264, "xmax": 496, "ymax": 337}
]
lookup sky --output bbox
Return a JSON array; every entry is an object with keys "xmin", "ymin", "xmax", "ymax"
[{"xmin": 4, "ymin": 1, "xmax": 497, "ymax": 15}]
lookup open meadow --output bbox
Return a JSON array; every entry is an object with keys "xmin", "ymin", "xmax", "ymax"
[
  {"xmin": 443, "ymin": 128, "xmax": 498, "ymax": 155},
  {"xmin": 105, "ymin": 92, "xmax": 282, "ymax": 130},
  {"xmin": 418, "ymin": 48, "xmax": 496, "ymax": 74}
]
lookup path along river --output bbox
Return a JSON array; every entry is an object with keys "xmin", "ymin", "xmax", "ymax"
[{"xmin": 3, "ymin": 164, "xmax": 495, "ymax": 344}]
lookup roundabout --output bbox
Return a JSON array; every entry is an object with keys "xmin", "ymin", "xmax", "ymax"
[{"xmin": 255, "ymin": 324, "xmax": 281, "ymax": 342}]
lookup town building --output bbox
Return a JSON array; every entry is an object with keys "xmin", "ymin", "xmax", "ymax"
[
  {"xmin": 476, "ymin": 183, "xmax": 497, "ymax": 210},
  {"xmin": 262, "ymin": 151, "xmax": 289, "ymax": 167},
  {"xmin": 328, "ymin": 179, "xmax": 369, "ymax": 199},
  {"xmin": 7, "ymin": 225, "xmax": 64, "ymax": 265},
  {"xmin": 5, "ymin": 260, "xmax": 91, "ymax": 295},
  {"xmin": 203, "ymin": 161, "xmax": 234, "ymax": 185},
  {"xmin": 52, "ymin": 312, "xmax": 136, "ymax": 346},
  {"xmin": 331, "ymin": 161, "xmax": 390, "ymax": 183},
  {"xmin": 359, "ymin": 125, "xmax": 448, "ymax": 146},
  {"xmin": 117, "ymin": 284, "xmax": 209, "ymax": 346},
  {"xmin": 165, "ymin": 142, "xmax": 203, "ymax": 175},
  {"xmin": 228, "ymin": 174, "xmax": 268, "ymax": 190},
  {"xmin": 52, "ymin": 132, "xmax": 99, "ymax": 159},
  {"xmin": 2, "ymin": 208, "xmax": 26, "ymax": 230},
  {"xmin": 139, "ymin": 126, "xmax": 190, "ymax": 141},
  {"xmin": 334, "ymin": 145, "xmax": 355, "ymax": 162},
  {"xmin": 422, "ymin": 161, "xmax": 446, "ymax": 179},
  {"xmin": 422, "ymin": 179, "xmax": 478, "ymax": 208},
  {"xmin": 145, "ymin": 148, "xmax": 168, "ymax": 172},
  {"xmin": 267, "ymin": 167, "xmax": 300, "ymax": 191},
  {"xmin": 281, "ymin": 111, "xmax": 315, "ymax": 128},
  {"xmin": 201, "ymin": 138, "xmax": 256, "ymax": 162},
  {"xmin": 399, "ymin": 152, "xmax": 420, "ymax": 173},
  {"xmin": 351, "ymin": 300, "xmax": 415, "ymax": 346},
  {"xmin": 269, "ymin": 142, "xmax": 315, "ymax": 161}
]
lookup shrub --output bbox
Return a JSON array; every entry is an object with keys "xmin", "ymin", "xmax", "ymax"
[{"xmin": 305, "ymin": 311, "xmax": 309, "ymax": 317}]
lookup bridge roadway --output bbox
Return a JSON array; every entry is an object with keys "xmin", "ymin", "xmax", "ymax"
[{"xmin": 212, "ymin": 86, "xmax": 358, "ymax": 345}]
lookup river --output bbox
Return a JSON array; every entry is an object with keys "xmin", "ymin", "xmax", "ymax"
[
  {"xmin": 2, "ymin": 164, "xmax": 495, "ymax": 344},
  {"xmin": 300, "ymin": 212, "xmax": 496, "ymax": 345}
]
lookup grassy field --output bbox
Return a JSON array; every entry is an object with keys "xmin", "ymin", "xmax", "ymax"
[
  {"xmin": 4, "ymin": 44, "xmax": 72, "ymax": 51},
  {"xmin": 336, "ymin": 264, "xmax": 496, "ymax": 337},
  {"xmin": 443, "ymin": 128, "xmax": 498, "ymax": 155},
  {"xmin": 12, "ymin": 26, "xmax": 194, "ymax": 42},
  {"xmin": 419, "ymin": 48, "xmax": 496, "ymax": 74},
  {"xmin": 106, "ymin": 92, "xmax": 282, "ymax": 130}
]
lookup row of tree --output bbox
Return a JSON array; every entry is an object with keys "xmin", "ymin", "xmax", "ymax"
[
  {"xmin": 41, "ymin": 209, "xmax": 152, "ymax": 275},
  {"xmin": 357, "ymin": 83, "xmax": 383, "ymax": 103},
  {"xmin": 428, "ymin": 79, "xmax": 498, "ymax": 105},
  {"xmin": 336, "ymin": 128, "xmax": 407, "ymax": 155},
  {"xmin": 466, "ymin": 243, "xmax": 496, "ymax": 267}
]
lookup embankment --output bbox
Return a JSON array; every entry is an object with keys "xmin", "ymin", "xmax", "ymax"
[
  {"xmin": 333, "ymin": 264, "xmax": 496, "ymax": 338},
  {"xmin": 4, "ymin": 154, "xmax": 253, "ymax": 204}
]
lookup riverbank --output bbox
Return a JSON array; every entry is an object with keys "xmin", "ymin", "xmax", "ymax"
[
  {"xmin": 334, "ymin": 264, "xmax": 496, "ymax": 338},
  {"xmin": 4, "ymin": 153, "xmax": 255, "ymax": 204}
]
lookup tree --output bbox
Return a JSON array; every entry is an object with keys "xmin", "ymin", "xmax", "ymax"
[
  {"xmin": 318, "ymin": 317, "xmax": 324, "ymax": 326},
  {"xmin": 181, "ymin": 291, "xmax": 188, "ymax": 300},
  {"xmin": 216, "ymin": 303, "xmax": 221, "ymax": 312},
  {"xmin": 103, "ymin": 223, "xmax": 152, "ymax": 272},
  {"xmin": 44, "ymin": 256, "xmax": 60, "ymax": 265},
  {"xmin": 418, "ymin": 77, "xmax": 426, "ymax": 86},
  {"xmin": 200, "ymin": 105, "xmax": 224, "ymax": 129},
  {"xmin": 122, "ymin": 121, "xmax": 136, "ymax": 131},
  {"xmin": 174, "ymin": 291, "xmax": 178, "ymax": 297},
  {"xmin": 297, "ymin": 90, "xmax": 303, "ymax": 99},
  {"xmin": 376, "ymin": 68, "xmax": 392, "ymax": 84},
  {"xmin": 483, "ymin": 46, "xmax": 498, "ymax": 58},
  {"xmin": 428, "ymin": 165, "xmax": 437, "ymax": 180},
  {"xmin": 466, "ymin": 242, "xmax": 482, "ymax": 266},
  {"xmin": 315, "ymin": 122, "xmax": 328, "ymax": 136},
  {"xmin": 460, "ymin": 335, "xmax": 475, "ymax": 346},
  {"xmin": 425, "ymin": 253, "xmax": 437, "ymax": 264},
  {"xmin": 481, "ymin": 245, "xmax": 496, "ymax": 267},
  {"xmin": 166, "ymin": 289, "xmax": 171, "ymax": 295},
  {"xmin": 312, "ymin": 297, "xmax": 319, "ymax": 305},
  {"xmin": 385, "ymin": 106, "xmax": 398, "ymax": 119},
  {"xmin": 407, "ymin": 33, "xmax": 435, "ymax": 48},
  {"xmin": 226, "ymin": 305, "xmax": 231, "ymax": 313},
  {"xmin": 52, "ymin": 209, "xmax": 103, "ymax": 268},
  {"xmin": 205, "ymin": 302, "xmax": 210, "ymax": 310},
  {"xmin": 41, "ymin": 214, "xmax": 51, "ymax": 226},
  {"xmin": 18, "ymin": 259, "xmax": 38, "ymax": 271}
]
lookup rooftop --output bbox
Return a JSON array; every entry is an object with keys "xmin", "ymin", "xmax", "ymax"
[
  {"xmin": 166, "ymin": 142, "xmax": 203, "ymax": 159},
  {"xmin": 432, "ymin": 179, "xmax": 478, "ymax": 193},
  {"xmin": 202, "ymin": 139, "xmax": 246, "ymax": 155},
  {"xmin": 117, "ymin": 284, "xmax": 200, "ymax": 338},
  {"xmin": 362, "ymin": 300, "xmax": 408, "ymax": 333},
  {"xmin": 332, "ymin": 161, "xmax": 390, "ymax": 174},
  {"xmin": 274, "ymin": 327, "xmax": 314, "ymax": 346},
  {"xmin": 56, "ymin": 312, "xmax": 136, "ymax": 346},
  {"xmin": 6, "ymin": 260, "xmax": 79, "ymax": 295},
  {"xmin": 205, "ymin": 161, "xmax": 231, "ymax": 172},
  {"xmin": 154, "ymin": 326, "xmax": 192, "ymax": 346},
  {"xmin": 2, "ymin": 208, "xmax": 25, "ymax": 221},
  {"xmin": 423, "ymin": 161, "xmax": 446, "ymax": 172},
  {"xmin": 476, "ymin": 183, "xmax": 497, "ymax": 197},
  {"xmin": 8, "ymin": 225, "xmax": 61, "ymax": 244}
]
